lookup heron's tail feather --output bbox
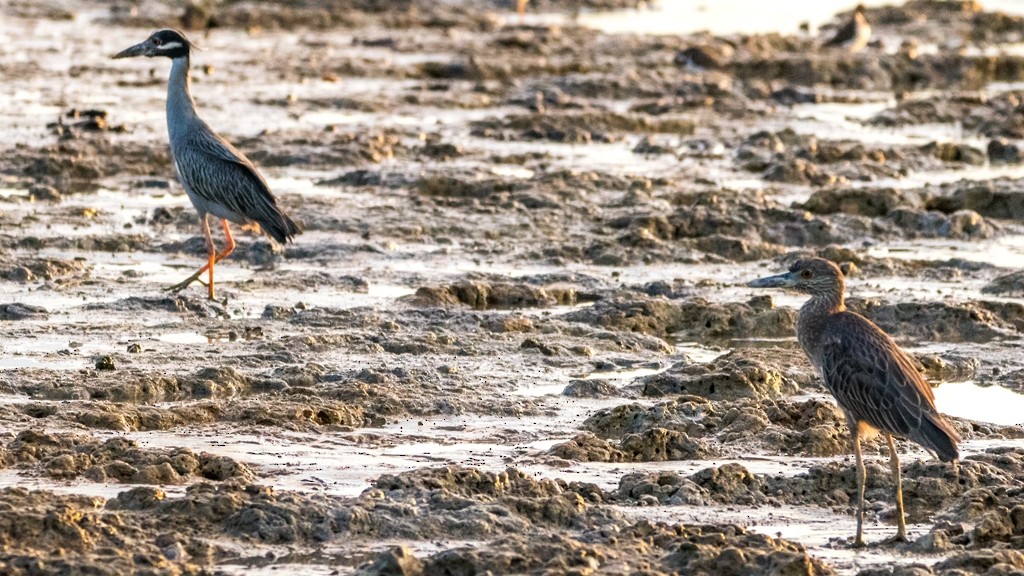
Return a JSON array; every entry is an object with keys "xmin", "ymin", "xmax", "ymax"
[
  {"xmin": 918, "ymin": 413, "xmax": 960, "ymax": 463},
  {"xmin": 261, "ymin": 211, "xmax": 301, "ymax": 245}
]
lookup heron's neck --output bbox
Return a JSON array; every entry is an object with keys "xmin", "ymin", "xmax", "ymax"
[
  {"xmin": 167, "ymin": 56, "xmax": 198, "ymax": 138},
  {"xmin": 797, "ymin": 290, "xmax": 846, "ymax": 358}
]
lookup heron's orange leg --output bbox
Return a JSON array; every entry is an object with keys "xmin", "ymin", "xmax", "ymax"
[
  {"xmin": 167, "ymin": 218, "xmax": 236, "ymax": 299},
  {"xmin": 517, "ymin": 0, "xmax": 528, "ymax": 16},
  {"xmin": 885, "ymin": 433, "xmax": 908, "ymax": 543}
]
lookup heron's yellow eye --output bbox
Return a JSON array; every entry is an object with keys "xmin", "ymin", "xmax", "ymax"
[{"xmin": 800, "ymin": 269, "xmax": 812, "ymax": 279}]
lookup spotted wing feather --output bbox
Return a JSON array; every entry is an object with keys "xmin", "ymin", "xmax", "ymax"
[{"xmin": 819, "ymin": 312, "xmax": 960, "ymax": 462}]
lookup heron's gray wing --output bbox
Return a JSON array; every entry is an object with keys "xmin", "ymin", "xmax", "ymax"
[
  {"xmin": 178, "ymin": 126, "xmax": 270, "ymax": 214},
  {"xmin": 819, "ymin": 312, "xmax": 959, "ymax": 459},
  {"xmin": 175, "ymin": 122, "xmax": 298, "ymax": 242}
]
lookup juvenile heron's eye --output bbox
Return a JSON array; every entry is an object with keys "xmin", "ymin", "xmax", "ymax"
[{"xmin": 800, "ymin": 269, "xmax": 812, "ymax": 279}]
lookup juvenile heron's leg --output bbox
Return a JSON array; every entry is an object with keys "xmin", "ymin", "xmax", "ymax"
[
  {"xmin": 886, "ymin": 433, "xmax": 907, "ymax": 542},
  {"xmin": 852, "ymin": 426, "xmax": 866, "ymax": 548},
  {"xmin": 168, "ymin": 216, "xmax": 233, "ymax": 299},
  {"xmin": 517, "ymin": 0, "xmax": 528, "ymax": 16}
]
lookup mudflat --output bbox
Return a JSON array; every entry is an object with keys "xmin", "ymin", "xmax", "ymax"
[{"xmin": 1, "ymin": 1, "xmax": 1024, "ymax": 574}]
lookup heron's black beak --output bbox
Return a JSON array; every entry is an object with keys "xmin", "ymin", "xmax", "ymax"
[
  {"xmin": 112, "ymin": 42, "xmax": 149, "ymax": 60},
  {"xmin": 747, "ymin": 272, "xmax": 796, "ymax": 289}
]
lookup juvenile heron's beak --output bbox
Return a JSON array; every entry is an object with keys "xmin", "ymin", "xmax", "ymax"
[
  {"xmin": 112, "ymin": 41, "xmax": 149, "ymax": 60},
  {"xmin": 747, "ymin": 272, "xmax": 795, "ymax": 289}
]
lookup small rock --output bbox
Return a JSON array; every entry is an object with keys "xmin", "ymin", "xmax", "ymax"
[{"xmin": 95, "ymin": 355, "xmax": 116, "ymax": 370}]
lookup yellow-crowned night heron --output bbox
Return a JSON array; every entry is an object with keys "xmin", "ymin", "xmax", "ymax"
[
  {"xmin": 823, "ymin": 4, "xmax": 871, "ymax": 53},
  {"xmin": 748, "ymin": 258, "xmax": 959, "ymax": 547},
  {"xmin": 113, "ymin": 29, "xmax": 300, "ymax": 300}
]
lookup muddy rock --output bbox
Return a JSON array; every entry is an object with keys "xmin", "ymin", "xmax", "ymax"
[
  {"xmin": 987, "ymin": 138, "xmax": 1022, "ymax": 164},
  {"xmin": 471, "ymin": 111, "xmax": 695, "ymax": 143},
  {"xmin": 0, "ymin": 257, "xmax": 87, "ymax": 283},
  {"xmin": 7, "ymin": 431, "xmax": 256, "ymax": 484},
  {"xmin": 584, "ymin": 397, "xmax": 712, "ymax": 439},
  {"xmin": 562, "ymin": 294, "xmax": 798, "ymax": 341},
  {"xmin": 637, "ymin": 350, "xmax": 802, "ymax": 401},
  {"xmin": 849, "ymin": 298, "xmax": 1021, "ymax": 342},
  {"xmin": 0, "ymin": 303, "xmax": 47, "ymax": 320},
  {"xmin": 916, "ymin": 353, "xmax": 980, "ymax": 382},
  {"xmin": 0, "ymin": 486, "xmax": 220, "ymax": 574},
  {"xmin": 360, "ymin": 546, "xmax": 425, "ymax": 576},
  {"xmin": 925, "ymin": 142, "xmax": 986, "ymax": 165},
  {"xmin": 362, "ymin": 517, "xmax": 834, "ymax": 576},
  {"xmin": 802, "ymin": 188, "xmax": 923, "ymax": 218},
  {"xmin": 549, "ymin": 428, "xmax": 714, "ymax": 463},
  {"xmin": 548, "ymin": 433, "xmax": 627, "ymax": 462},
  {"xmin": 928, "ymin": 178, "xmax": 1024, "ymax": 220},
  {"xmin": 408, "ymin": 278, "xmax": 581, "ymax": 309},
  {"xmin": 932, "ymin": 550, "xmax": 1024, "ymax": 574},
  {"xmin": 617, "ymin": 464, "xmax": 770, "ymax": 507},
  {"xmin": 661, "ymin": 522, "xmax": 834, "ymax": 576},
  {"xmin": 981, "ymin": 270, "xmax": 1024, "ymax": 296}
]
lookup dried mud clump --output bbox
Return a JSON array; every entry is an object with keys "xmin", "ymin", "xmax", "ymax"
[
  {"xmin": 471, "ymin": 111, "xmax": 695, "ymax": 144},
  {"xmin": 637, "ymin": 350, "xmax": 802, "ymax": 401},
  {"xmin": 615, "ymin": 447, "xmax": 1024, "ymax": 551},
  {"xmin": 580, "ymin": 394, "xmax": 870, "ymax": 459},
  {"xmin": 563, "ymin": 294, "xmax": 797, "ymax": 341},
  {"xmin": 0, "ymin": 488, "xmax": 203, "ymax": 575},
  {"xmin": 359, "ymin": 519, "xmax": 833, "ymax": 576},
  {"xmin": 982, "ymin": 270, "xmax": 1024, "ymax": 296},
  {"xmin": 548, "ymin": 428, "xmax": 715, "ymax": 463},
  {"xmin": 926, "ymin": 178, "xmax": 1024, "ymax": 220},
  {"xmin": 849, "ymin": 298, "xmax": 1022, "ymax": 342},
  {"xmin": 408, "ymin": 278, "xmax": 584, "ymax": 309},
  {"xmin": 7, "ymin": 431, "xmax": 256, "ymax": 484},
  {"xmin": 0, "ymin": 138, "xmax": 171, "ymax": 194}
]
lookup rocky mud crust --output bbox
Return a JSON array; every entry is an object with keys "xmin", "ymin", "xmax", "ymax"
[{"xmin": 1, "ymin": 0, "xmax": 1024, "ymax": 574}]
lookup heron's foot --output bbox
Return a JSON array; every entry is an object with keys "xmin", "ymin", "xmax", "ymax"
[
  {"xmin": 851, "ymin": 536, "xmax": 867, "ymax": 549},
  {"xmin": 166, "ymin": 270, "xmax": 208, "ymax": 293},
  {"xmin": 882, "ymin": 533, "xmax": 908, "ymax": 546}
]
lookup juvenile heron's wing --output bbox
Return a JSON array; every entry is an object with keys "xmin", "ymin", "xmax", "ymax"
[{"xmin": 819, "ymin": 312, "xmax": 960, "ymax": 461}]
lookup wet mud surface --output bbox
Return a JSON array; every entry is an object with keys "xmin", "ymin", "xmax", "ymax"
[{"xmin": 2, "ymin": 0, "xmax": 1024, "ymax": 574}]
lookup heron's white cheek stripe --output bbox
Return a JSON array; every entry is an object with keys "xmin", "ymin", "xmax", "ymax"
[{"xmin": 159, "ymin": 42, "xmax": 183, "ymax": 51}]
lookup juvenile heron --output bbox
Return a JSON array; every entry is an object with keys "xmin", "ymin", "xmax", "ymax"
[
  {"xmin": 748, "ymin": 258, "xmax": 959, "ymax": 547},
  {"xmin": 113, "ymin": 29, "xmax": 300, "ymax": 300},
  {"xmin": 823, "ymin": 4, "xmax": 871, "ymax": 53}
]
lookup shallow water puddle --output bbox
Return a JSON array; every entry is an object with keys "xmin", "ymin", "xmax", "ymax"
[
  {"xmin": 934, "ymin": 381, "xmax": 1024, "ymax": 427},
  {"xmin": 0, "ymin": 468, "xmax": 165, "ymax": 500},
  {"xmin": 867, "ymin": 235, "xmax": 1024, "ymax": 269}
]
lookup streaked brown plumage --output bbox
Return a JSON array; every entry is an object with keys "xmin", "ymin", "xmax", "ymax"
[
  {"xmin": 749, "ymin": 258, "xmax": 960, "ymax": 547},
  {"xmin": 823, "ymin": 4, "xmax": 871, "ymax": 53}
]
